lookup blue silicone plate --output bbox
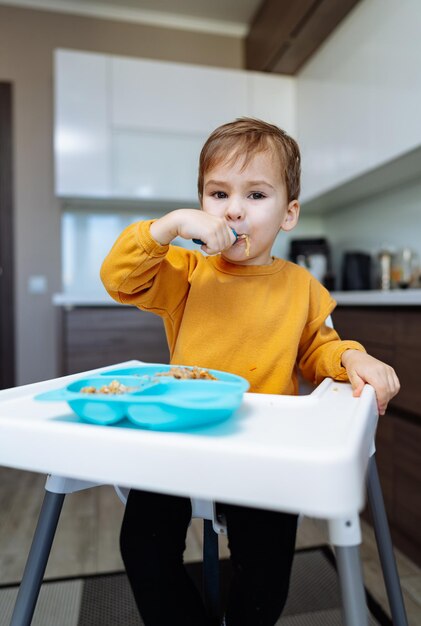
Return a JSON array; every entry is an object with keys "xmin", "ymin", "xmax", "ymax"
[{"xmin": 35, "ymin": 365, "xmax": 249, "ymax": 431}]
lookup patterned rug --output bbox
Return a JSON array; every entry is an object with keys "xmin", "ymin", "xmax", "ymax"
[{"xmin": 0, "ymin": 546, "xmax": 391, "ymax": 625}]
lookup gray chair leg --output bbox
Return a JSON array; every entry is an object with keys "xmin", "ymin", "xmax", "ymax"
[
  {"xmin": 203, "ymin": 519, "xmax": 220, "ymax": 622},
  {"xmin": 367, "ymin": 455, "xmax": 408, "ymax": 625},
  {"xmin": 335, "ymin": 545, "xmax": 369, "ymax": 626},
  {"xmin": 329, "ymin": 514, "xmax": 370, "ymax": 626},
  {"xmin": 10, "ymin": 491, "xmax": 65, "ymax": 626}
]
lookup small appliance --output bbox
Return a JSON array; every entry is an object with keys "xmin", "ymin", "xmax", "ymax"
[
  {"xmin": 341, "ymin": 252, "xmax": 372, "ymax": 291},
  {"xmin": 289, "ymin": 238, "xmax": 334, "ymax": 289}
]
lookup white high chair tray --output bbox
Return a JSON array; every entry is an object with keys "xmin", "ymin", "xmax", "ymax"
[{"xmin": 0, "ymin": 361, "xmax": 378, "ymax": 519}]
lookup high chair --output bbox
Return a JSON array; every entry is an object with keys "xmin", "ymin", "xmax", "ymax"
[
  {"xmin": 1, "ymin": 350, "xmax": 408, "ymax": 626},
  {"xmin": 12, "ymin": 459, "xmax": 407, "ymax": 626}
]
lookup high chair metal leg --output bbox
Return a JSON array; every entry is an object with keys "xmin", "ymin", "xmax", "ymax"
[
  {"xmin": 203, "ymin": 519, "xmax": 220, "ymax": 622},
  {"xmin": 10, "ymin": 476, "xmax": 102, "ymax": 626},
  {"xmin": 10, "ymin": 490, "xmax": 65, "ymax": 626},
  {"xmin": 335, "ymin": 545, "xmax": 369, "ymax": 626},
  {"xmin": 329, "ymin": 515, "xmax": 369, "ymax": 626},
  {"xmin": 367, "ymin": 455, "xmax": 408, "ymax": 625}
]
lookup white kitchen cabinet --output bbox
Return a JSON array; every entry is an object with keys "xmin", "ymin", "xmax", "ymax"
[
  {"xmin": 112, "ymin": 130, "xmax": 204, "ymax": 202},
  {"xmin": 54, "ymin": 50, "xmax": 110, "ymax": 197},
  {"xmin": 247, "ymin": 73, "xmax": 296, "ymax": 135},
  {"xmin": 297, "ymin": 0, "xmax": 421, "ymax": 203},
  {"xmin": 111, "ymin": 57, "xmax": 249, "ymax": 134},
  {"xmin": 54, "ymin": 50, "xmax": 296, "ymax": 200}
]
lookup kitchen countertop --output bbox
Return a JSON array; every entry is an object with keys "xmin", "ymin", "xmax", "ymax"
[
  {"xmin": 53, "ymin": 293, "xmax": 122, "ymax": 307},
  {"xmin": 331, "ymin": 289, "xmax": 421, "ymax": 306},
  {"xmin": 53, "ymin": 289, "xmax": 421, "ymax": 308}
]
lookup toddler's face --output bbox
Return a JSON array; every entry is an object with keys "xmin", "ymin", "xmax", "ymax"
[{"xmin": 201, "ymin": 151, "xmax": 299, "ymax": 265}]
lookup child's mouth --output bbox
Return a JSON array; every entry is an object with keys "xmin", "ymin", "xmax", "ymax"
[{"xmin": 234, "ymin": 234, "xmax": 251, "ymax": 256}]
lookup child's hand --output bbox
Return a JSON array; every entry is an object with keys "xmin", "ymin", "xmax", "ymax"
[
  {"xmin": 150, "ymin": 209, "xmax": 236, "ymax": 254},
  {"xmin": 341, "ymin": 349, "xmax": 400, "ymax": 415}
]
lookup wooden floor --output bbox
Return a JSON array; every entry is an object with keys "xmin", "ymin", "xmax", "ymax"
[{"xmin": 0, "ymin": 467, "xmax": 420, "ymax": 624}]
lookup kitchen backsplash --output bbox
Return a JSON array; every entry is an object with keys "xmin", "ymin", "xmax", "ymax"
[
  {"xmin": 325, "ymin": 176, "xmax": 421, "ymax": 289},
  {"xmin": 62, "ymin": 175, "xmax": 420, "ymax": 296},
  {"xmin": 61, "ymin": 209, "xmax": 325, "ymax": 295},
  {"xmin": 62, "ymin": 210, "xmax": 147, "ymax": 296}
]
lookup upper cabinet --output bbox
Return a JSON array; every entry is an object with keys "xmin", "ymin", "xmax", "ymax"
[
  {"xmin": 111, "ymin": 57, "xmax": 249, "ymax": 134},
  {"xmin": 54, "ymin": 50, "xmax": 296, "ymax": 202},
  {"xmin": 297, "ymin": 0, "xmax": 421, "ymax": 206},
  {"xmin": 55, "ymin": 0, "xmax": 421, "ymax": 209},
  {"xmin": 54, "ymin": 50, "xmax": 110, "ymax": 197},
  {"xmin": 248, "ymin": 73, "xmax": 296, "ymax": 129}
]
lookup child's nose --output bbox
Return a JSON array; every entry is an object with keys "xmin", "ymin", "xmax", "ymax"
[{"xmin": 225, "ymin": 198, "xmax": 244, "ymax": 221}]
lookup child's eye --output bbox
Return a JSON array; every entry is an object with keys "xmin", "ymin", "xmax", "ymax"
[
  {"xmin": 212, "ymin": 191, "xmax": 227, "ymax": 199},
  {"xmin": 249, "ymin": 192, "xmax": 266, "ymax": 200}
]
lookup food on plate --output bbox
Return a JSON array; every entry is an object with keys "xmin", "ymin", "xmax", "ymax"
[
  {"xmin": 81, "ymin": 380, "xmax": 135, "ymax": 394},
  {"xmin": 155, "ymin": 366, "xmax": 218, "ymax": 380}
]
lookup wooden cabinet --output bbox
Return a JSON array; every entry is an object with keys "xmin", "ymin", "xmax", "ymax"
[
  {"xmin": 394, "ymin": 311, "xmax": 421, "ymax": 415},
  {"xmin": 61, "ymin": 306, "xmax": 169, "ymax": 375},
  {"xmin": 333, "ymin": 306, "xmax": 421, "ymax": 565},
  {"xmin": 394, "ymin": 414, "xmax": 421, "ymax": 561},
  {"xmin": 333, "ymin": 307, "xmax": 421, "ymax": 415}
]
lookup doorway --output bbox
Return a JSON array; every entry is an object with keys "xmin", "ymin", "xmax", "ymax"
[{"xmin": 0, "ymin": 82, "xmax": 15, "ymax": 389}]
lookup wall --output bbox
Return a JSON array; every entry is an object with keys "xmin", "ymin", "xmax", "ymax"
[{"xmin": 0, "ymin": 5, "xmax": 244, "ymax": 384}]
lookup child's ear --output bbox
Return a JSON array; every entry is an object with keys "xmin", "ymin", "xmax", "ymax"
[{"xmin": 282, "ymin": 200, "xmax": 300, "ymax": 232}]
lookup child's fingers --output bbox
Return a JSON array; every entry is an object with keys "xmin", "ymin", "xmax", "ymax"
[
  {"xmin": 343, "ymin": 352, "xmax": 401, "ymax": 417},
  {"xmin": 202, "ymin": 225, "xmax": 236, "ymax": 254},
  {"xmin": 371, "ymin": 366, "xmax": 400, "ymax": 415},
  {"xmin": 348, "ymin": 369, "xmax": 365, "ymax": 397},
  {"xmin": 388, "ymin": 367, "xmax": 401, "ymax": 397},
  {"xmin": 379, "ymin": 369, "xmax": 400, "ymax": 415}
]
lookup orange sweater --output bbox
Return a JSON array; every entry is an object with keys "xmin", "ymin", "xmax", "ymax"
[{"xmin": 101, "ymin": 220, "xmax": 365, "ymax": 395}]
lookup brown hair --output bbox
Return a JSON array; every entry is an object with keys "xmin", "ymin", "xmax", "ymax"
[{"xmin": 198, "ymin": 117, "xmax": 301, "ymax": 203}]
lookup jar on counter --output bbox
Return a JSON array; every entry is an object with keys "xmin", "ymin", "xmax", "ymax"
[
  {"xmin": 391, "ymin": 248, "xmax": 420, "ymax": 288},
  {"xmin": 377, "ymin": 248, "xmax": 393, "ymax": 291}
]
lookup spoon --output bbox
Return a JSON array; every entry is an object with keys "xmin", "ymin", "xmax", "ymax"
[{"xmin": 193, "ymin": 228, "xmax": 240, "ymax": 246}]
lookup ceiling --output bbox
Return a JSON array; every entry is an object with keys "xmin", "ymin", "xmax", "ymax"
[
  {"xmin": 0, "ymin": 0, "xmax": 264, "ymax": 35},
  {"xmin": 70, "ymin": 0, "xmax": 261, "ymax": 23},
  {"xmin": 1, "ymin": 0, "xmax": 361, "ymax": 73}
]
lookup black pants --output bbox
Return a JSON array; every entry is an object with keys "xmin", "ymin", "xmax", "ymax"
[{"xmin": 120, "ymin": 489, "xmax": 298, "ymax": 626}]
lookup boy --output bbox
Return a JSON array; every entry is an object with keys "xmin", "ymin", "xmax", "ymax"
[{"xmin": 101, "ymin": 118, "xmax": 399, "ymax": 626}]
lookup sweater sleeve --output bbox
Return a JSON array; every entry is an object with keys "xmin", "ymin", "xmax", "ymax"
[
  {"xmin": 100, "ymin": 220, "xmax": 198, "ymax": 317},
  {"xmin": 297, "ymin": 278, "xmax": 366, "ymax": 385}
]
